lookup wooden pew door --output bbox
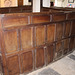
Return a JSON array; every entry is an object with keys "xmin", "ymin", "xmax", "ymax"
[{"xmin": 18, "ymin": 0, "xmax": 23, "ymax": 6}]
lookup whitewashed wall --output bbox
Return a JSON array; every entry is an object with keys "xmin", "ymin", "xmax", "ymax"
[
  {"xmin": 33, "ymin": 0, "xmax": 40, "ymax": 12},
  {"xmin": 57, "ymin": 0, "xmax": 75, "ymax": 7},
  {"xmin": 43, "ymin": 0, "xmax": 50, "ymax": 7}
]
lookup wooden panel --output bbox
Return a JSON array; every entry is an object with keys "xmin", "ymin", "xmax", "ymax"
[
  {"xmin": 20, "ymin": 51, "xmax": 33, "ymax": 73},
  {"xmin": 35, "ymin": 26, "xmax": 45, "ymax": 46},
  {"xmin": 36, "ymin": 48, "xmax": 44, "ymax": 68},
  {"xmin": 56, "ymin": 23, "xmax": 63, "ymax": 41},
  {"xmin": 18, "ymin": 0, "xmax": 23, "ymax": 6},
  {"xmin": 47, "ymin": 44, "xmax": 54, "ymax": 64},
  {"xmin": 2, "ymin": 16, "xmax": 28, "ymax": 27},
  {"xmin": 69, "ymin": 37, "xmax": 75, "ymax": 51},
  {"xmin": 64, "ymin": 22, "xmax": 71, "ymax": 37},
  {"xmin": 71, "ymin": 21, "xmax": 75, "ymax": 36},
  {"xmin": 20, "ymin": 27, "xmax": 33, "ymax": 50},
  {"xmin": 56, "ymin": 41, "xmax": 62, "ymax": 52},
  {"xmin": 47, "ymin": 24, "xmax": 55, "ymax": 43},
  {"xmin": 63, "ymin": 39, "xmax": 69, "ymax": 50},
  {"xmin": 67, "ymin": 13, "xmax": 75, "ymax": 20},
  {"xmin": 52, "ymin": 13, "xmax": 66, "ymax": 22},
  {"xmin": 9, "ymin": 8, "xmax": 21, "ymax": 13},
  {"xmin": 74, "ymin": 37, "xmax": 75, "ymax": 49},
  {"xmin": 4, "ymin": 30, "xmax": 18, "ymax": 53},
  {"xmin": 7, "ymin": 55, "xmax": 20, "ymax": 75},
  {"xmin": 0, "ymin": 8, "xmax": 9, "ymax": 13},
  {"xmin": 55, "ymin": 41, "xmax": 63, "ymax": 58},
  {"xmin": 32, "ymin": 15, "xmax": 50, "ymax": 24},
  {"xmin": 63, "ymin": 38, "xmax": 69, "ymax": 54}
]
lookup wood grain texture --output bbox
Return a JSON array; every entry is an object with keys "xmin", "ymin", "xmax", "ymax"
[
  {"xmin": 20, "ymin": 27, "xmax": 33, "ymax": 50},
  {"xmin": 69, "ymin": 37, "xmax": 75, "ymax": 51},
  {"xmin": 7, "ymin": 55, "xmax": 20, "ymax": 75},
  {"xmin": 55, "ymin": 41, "xmax": 63, "ymax": 58},
  {"xmin": 36, "ymin": 48, "xmax": 45, "ymax": 68},
  {"xmin": 67, "ymin": 13, "xmax": 75, "ymax": 20},
  {"xmin": 4, "ymin": 30, "xmax": 18, "ymax": 53},
  {"xmin": 52, "ymin": 13, "xmax": 66, "ymax": 22},
  {"xmin": 47, "ymin": 24, "xmax": 55, "ymax": 43},
  {"xmin": 0, "ymin": 8, "xmax": 74, "ymax": 75},
  {"xmin": 63, "ymin": 38, "xmax": 69, "ymax": 54},
  {"xmin": 2, "ymin": 16, "xmax": 28, "ymax": 27},
  {"xmin": 63, "ymin": 38, "xmax": 69, "ymax": 50},
  {"xmin": 71, "ymin": 21, "xmax": 75, "ymax": 36},
  {"xmin": 20, "ymin": 51, "xmax": 33, "ymax": 73},
  {"xmin": 64, "ymin": 22, "xmax": 71, "ymax": 37},
  {"xmin": 35, "ymin": 26, "xmax": 45, "ymax": 46},
  {"xmin": 47, "ymin": 44, "xmax": 54, "ymax": 64},
  {"xmin": 18, "ymin": 0, "xmax": 23, "ymax": 6},
  {"xmin": 32, "ymin": 15, "xmax": 50, "ymax": 24},
  {"xmin": 56, "ymin": 41, "xmax": 62, "ymax": 52},
  {"xmin": 56, "ymin": 23, "xmax": 63, "ymax": 41}
]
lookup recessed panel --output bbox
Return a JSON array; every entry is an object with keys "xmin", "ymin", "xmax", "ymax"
[
  {"xmin": 20, "ymin": 51, "xmax": 33, "ymax": 73},
  {"xmin": 20, "ymin": 27, "xmax": 33, "ymax": 50},
  {"xmin": 36, "ymin": 48, "xmax": 44, "ymax": 68},
  {"xmin": 2, "ymin": 16, "xmax": 28, "ymax": 27},
  {"xmin": 4, "ymin": 30, "xmax": 18, "ymax": 53},
  {"xmin": 56, "ymin": 23, "xmax": 63, "ymax": 40},
  {"xmin": 7, "ymin": 55, "xmax": 20, "ymax": 75},
  {"xmin": 32, "ymin": 15, "xmax": 50, "ymax": 24},
  {"xmin": 35, "ymin": 26, "xmax": 45, "ymax": 46},
  {"xmin": 64, "ymin": 22, "xmax": 71, "ymax": 37},
  {"xmin": 47, "ymin": 24, "xmax": 55, "ymax": 43},
  {"xmin": 47, "ymin": 45, "xmax": 54, "ymax": 64}
]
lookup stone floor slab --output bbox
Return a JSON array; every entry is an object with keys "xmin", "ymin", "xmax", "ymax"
[
  {"xmin": 37, "ymin": 68, "xmax": 60, "ymax": 75},
  {"xmin": 68, "ymin": 54, "xmax": 75, "ymax": 61}
]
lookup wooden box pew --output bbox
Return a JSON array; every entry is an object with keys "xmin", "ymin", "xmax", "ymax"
[{"xmin": 0, "ymin": 11, "xmax": 75, "ymax": 75}]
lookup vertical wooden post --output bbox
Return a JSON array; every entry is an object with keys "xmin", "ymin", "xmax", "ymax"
[{"xmin": 0, "ymin": 15, "xmax": 8, "ymax": 75}]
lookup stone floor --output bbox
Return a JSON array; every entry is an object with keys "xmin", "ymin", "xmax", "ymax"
[{"xmin": 27, "ymin": 50, "xmax": 75, "ymax": 75}]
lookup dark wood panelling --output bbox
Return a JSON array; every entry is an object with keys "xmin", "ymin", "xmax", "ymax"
[
  {"xmin": 2, "ymin": 16, "xmax": 28, "ymax": 27},
  {"xmin": 9, "ymin": 8, "xmax": 21, "ymax": 13},
  {"xmin": 20, "ymin": 51, "xmax": 33, "ymax": 73},
  {"xmin": 69, "ymin": 37, "xmax": 75, "ymax": 51},
  {"xmin": 20, "ymin": 27, "xmax": 33, "ymax": 50},
  {"xmin": 35, "ymin": 25, "xmax": 45, "ymax": 46},
  {"xmin": 63, "ymin": 38, "xmax": 69, "ymax": 54},
  {"xmin": 64, "ymin": 22, "xmax": 71, "ymax": 38},
  {"xmin": 52, "ymin": 13, "xmax": 66, "ymax": 22},
  {"xmin": 55, "ymin": 41, "xmax": 62, "ymax": 58},
  {"xmin": 4, "ymin": 30, "xmax": 18, "ymax": 53},
  {"xmin": 47, "ymin": 44, "xmax": 54, "ymax": 64},
  {"xmin": 32, "ymin": 15, "xmax": 50, "ymax": 24},
  {"xmin": 71, "ymin": 21, "xmax": 75, "ymax": 36},
  {"xmin": 56, "ymin": 23, "xmax": 63, "ymax": 41},
  {"xmin": 7, "ymin": 55, "xmax": 20, "ymax": 75},
  {"xmin": 47, "ymin": 24, "xmax": 55, "ymax": 43},
  {"xmin": 67, "ymin": 13, "xmax": 75, "ymax": 20},
  {"xmin": 18, "ymin": 0, "xmax": 23, "ymax": 6},
  {"xmin": 0, "ymin": 8, "xmax": 75, "ymax": 75},
  {"xmin": 56, "ymin": 41, "xmax": 62, "ymax": 52},
  {"xmin": 63, "ymin": 39, "xmax": 69, "ymax": 50},
  {"xmin": 36, "ymin": 48, "xmax": 45, "ymax": 68}
]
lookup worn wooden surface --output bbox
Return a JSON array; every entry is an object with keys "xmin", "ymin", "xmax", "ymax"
[{"xmin": 0, "ymin": 7, "xmax": 75, "ymax": 75}]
